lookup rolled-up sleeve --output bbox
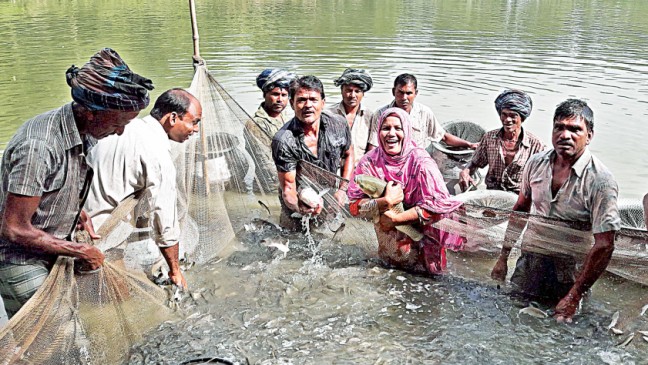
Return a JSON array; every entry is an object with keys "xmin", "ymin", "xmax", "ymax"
[{"xmin": 271, "ymin": 131, "xmax": 298, "ymax": 173}]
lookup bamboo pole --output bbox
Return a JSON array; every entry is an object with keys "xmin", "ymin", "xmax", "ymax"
[{"xmin": 188, "ymin": 0, "xmax": 211, "ymax": 195}]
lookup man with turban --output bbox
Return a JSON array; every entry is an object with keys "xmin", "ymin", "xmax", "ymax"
[
  {"xmin": 0, "ymin": 48, "xmax": 153, "ymax": 317},
  {"xmin": 328, "ymin": 68, "xmax": 375, "ymax": 164},
  {"xmin": 459, "ymin": 89, "xmax": 545, "ymax": 194},
  {"xmin": 367, "ymin": 73, "xmax": 478, "ymax": 153},
  {"xmin": 247, "ymin": 68, "xmax": 296, "ymax": 147}
]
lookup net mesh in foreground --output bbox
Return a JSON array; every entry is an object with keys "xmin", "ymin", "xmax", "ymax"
[
  {"xmin": 435, "ymin": 191, "xmax": 648, "ymax": 286},
  {"xmin": 0, "ymin": 193, "xmax": 174, "ymax": 364}
]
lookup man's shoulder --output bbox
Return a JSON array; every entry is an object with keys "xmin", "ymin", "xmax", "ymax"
[
  {"xmin": 322, "ymin": 110, "xmax": 347, "ymax": 126},
  {"xmin": 588, "ymin": 154, "xmax": 617, "ymax": 186},
  {"xmin": 526, "ymin": 149, "xmax": 552, "ymax": 166},
  {"xmin": 272, "ymin": 118, "xmax": 297, "ymax": 144}
]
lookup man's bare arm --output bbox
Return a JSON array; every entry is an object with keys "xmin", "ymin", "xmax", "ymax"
[
  {"xmin": 442, "ymin": 133, "xmax": 479, "ymax": 149},
  {"xmin": 554, "ymin": 230, "xmax": 615, "ymax": 322},
  {"xmin": 278, "ymin": 170, "xmax": 299, "ymax": 213},
  {"xmin": 1, "ymin": 193, "xmax": 104, "ymax": 269},
  {"xmin": 159, "ymin": 243, "xmax": 187, "ymax": 289}
]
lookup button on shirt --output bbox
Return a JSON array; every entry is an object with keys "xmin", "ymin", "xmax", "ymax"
[
  {"xmin": 328, "ymin": 101, "xmax": 374, "ymax": 164},
  {"xmin": 467, "ymin": 127, "xmax": 545, "ymax": 194},
  {"xmin": 0, "ymin": 103, "xmax": 93, "ymax": 265},
  {"xmin": 271, "ymin": 112, "xmax": 352, "ymax": 174},
  {"xmin": 520, "ymin": 149, "xmax": 620, "ymax": 246},
  {"xmin": 368, "ymin": 101, "xmax": 445, "ymax": 150},
  {"xmin": 85, "ymin": 115, "xmax": 179, "ymax": 248}
]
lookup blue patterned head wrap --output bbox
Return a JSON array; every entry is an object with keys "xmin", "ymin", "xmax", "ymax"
[{"xmin": 494, "ymin": 89, "xmax": 533, "ymax": 120}]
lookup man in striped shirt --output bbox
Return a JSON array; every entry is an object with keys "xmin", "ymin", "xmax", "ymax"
[{"xmin": 0, "ymin": 48, "xmax": 153, "ymax": 318}]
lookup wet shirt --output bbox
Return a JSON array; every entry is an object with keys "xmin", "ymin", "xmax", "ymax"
[
  {"xmin": 368, "ymin": 101, "xmax": 445, "ymax": 150},
  {"xmin": 246, "ymin": 103, "xmax": 290, "ymax": 148},
  {"xmin": 328, "ymin": 101, "xmax": 374, "ymax": 163},
  {"xmin": 85, "ymin": 115, "xmax": 179, "ymax": 249},
  {"xmin": 466, "ymin": 127, "xmax": 545, "ymax": 194},
  {"xmin": 0, "ymin": 103, "xmax": 94, "ymax": 265},
  {"xmin": 520, "ymin": 149, "xmax": 621, "ymax": 237},
  {"xmin": 271, "ymin": 111, "xmax": 352, "ymax": 174}
]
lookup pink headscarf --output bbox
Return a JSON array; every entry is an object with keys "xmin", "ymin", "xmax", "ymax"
[{"xmin": 348, "ymin": 107, "xmax": 462, "ymax": 214}]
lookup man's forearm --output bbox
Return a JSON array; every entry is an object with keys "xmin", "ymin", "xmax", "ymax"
[
  {"xmin": 159, "ymin": 243, "xmax": 181, "ymax": 274},
  {"xmin": 2, "ymin": 224, "xmax": 94, "ymax": 260},
  {"xmin": 443, "ymin": 133, "xmax": 472, "ymax": 148},
  {"xmin": 568, "ymin": 231, "xmax": 615, "ymax": 297}
]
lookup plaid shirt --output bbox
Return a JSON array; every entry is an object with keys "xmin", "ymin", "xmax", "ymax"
[
  {"xmin": 466, "ymin": 127, "xmax": 545, "ymax": 194},
  {"xmin": 0, "ymin": 103, "xmax": 94, "ymax": 265}
]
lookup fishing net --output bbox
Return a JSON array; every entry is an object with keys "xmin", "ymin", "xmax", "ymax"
[
  {"xmin": 172, "ymin": 63, "xmax": 281, "ymax": 264},
  {"xmin": 428, "ymin": 121, "xmax": 486, "ymax": 195},
  {"xmin": 434, "ymin": 191, "xmax": 648, "ymax": 286},
  {"xmin": 0, "ymin": 196, "xmax": 174, "ymax": 365}
]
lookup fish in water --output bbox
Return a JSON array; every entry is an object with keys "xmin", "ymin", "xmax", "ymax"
[
  {"xmin": 258, "ymin": 200, "xmax": 271, "ymax": 216},
  {"xmin": 640, "ymin": 304, "xmax": 648, "ymax": 316},
  {"xmin": 353, "ymin": 174, "xmax": 423, "ymax": 241},
  {"xmin": 617, "ymin": 333, "xmax": 634, "ymax": 348},
  {"xmin": 518, "ymin": 306, "xmax": 548, "ymax": 318},
  {"xmin": 607, "ymin": 311, "xmax": 620, "ymax": 330},
  {"xmin": 261, "ymin": 238, "xmax": 290, "ymax": 254}
]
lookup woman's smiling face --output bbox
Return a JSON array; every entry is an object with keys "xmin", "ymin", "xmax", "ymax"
[{"xmin": 380, "ymin": 115, "xmax": 405, "ymax": 155}]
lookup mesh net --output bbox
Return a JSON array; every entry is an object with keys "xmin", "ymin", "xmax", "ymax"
[
  {"xmin": 434, "ymin": 190, "xmax": 648, "ymax": 285},
  {"xmin": 0, "ymin": 196, "xmax": 173, "ymax": 365},
  {"xmin": 172, "ymin": 64, "xmax": 280, "ymax": 264}
]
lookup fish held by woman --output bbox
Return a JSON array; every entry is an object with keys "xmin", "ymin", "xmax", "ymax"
[{"xmin": 353, "ymin": 174, "xmax": 423, "ymax": 241}]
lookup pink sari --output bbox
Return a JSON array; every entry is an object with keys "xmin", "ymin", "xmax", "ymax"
[{"xmin": 347, "ymin": 108, "xmax": 464, "ymax": 273}]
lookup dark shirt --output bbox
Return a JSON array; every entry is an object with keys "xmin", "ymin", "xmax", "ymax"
[{"xmin": 271, "ymin": 111, "xmax": 351, "ymax": 174}]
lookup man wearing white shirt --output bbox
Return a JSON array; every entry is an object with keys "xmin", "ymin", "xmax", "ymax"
[
  {"xmin": 367, "ymin": 73, "xmax": 478, "ymax": 152},
  {"xmin": 85, "ymin": 88, "xmax": 202, "ymax": 289}
]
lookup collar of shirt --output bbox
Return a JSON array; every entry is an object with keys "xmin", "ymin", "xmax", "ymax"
[
  {"xmin": 547, "ymin": 147, "xmax": 592, "ymax": 178},
  {"xmin": 60, "ymin": 102, "xmax": 84, "ymax": 151},
  {"xmin": 331, "ymin": 101, "xmax": 366, "ymax": 117},
  {"xmin": 495, "ymin": 127, "xmax": 531, "ymax": 148},
  {"xmin": 388, "ymin": 100, "xmax": 420, "ymax": 116},
  {"xmin": 255, "ymin": 103, "xmax": 287, "ymax": 122},
  {"xmin": 143, "ymin": 114, "xmax": 171, "ymax": 152}
]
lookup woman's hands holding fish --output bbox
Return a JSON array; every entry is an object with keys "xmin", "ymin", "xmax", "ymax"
[
  {"xmin": 384, "ymin": 181, "xmax": 404, "ymax": 208},
  {"xmin": 379, "ymin": 210, "xmax": 399, "ymax": 231}
]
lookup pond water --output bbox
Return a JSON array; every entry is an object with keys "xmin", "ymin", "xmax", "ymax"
[{"xmin": 1, "ymin": 0, "xmax": 648, "ymax": 364}]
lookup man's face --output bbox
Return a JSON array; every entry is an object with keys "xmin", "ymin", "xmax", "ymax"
[
  {"xmin": 392, "ymin": 82, "xmax": 417, "ymax": 113},
  {"xmin": 291, "ymin": 88, "xmax": 325, "ymax": 126},
  {"xmin": 87, "ymin": 110, "xmax": 140, "ymax": 139},
  {"xmin": 263, "ymin": 87, "xmax": 289, "ymax": 115},
  {"xmin": 168, "ymin": 99, "xmax": 202, "ymax": 142},
  {"xmin": 499, "ymin": 108, "xmax": 523, "ymax": 135},
  {"xmin": 341, "ymin": 84, "xmax": 364, "ymax": 109},
  {"xmin": 552, "ymin": 116, "xmax": 592, "ymax": 159}
]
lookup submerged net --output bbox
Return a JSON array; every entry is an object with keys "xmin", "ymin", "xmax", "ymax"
[
  {"xmin": 435, "ymin": 191, "xmax": 648, "ymax": 286},
  {"xmin": 0, "ymin": 196, "xmax": 173, "ymax": 364}
]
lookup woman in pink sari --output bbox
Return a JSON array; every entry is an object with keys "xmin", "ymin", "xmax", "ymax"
[{"xmin": 347, "ymin": 107, "xmax": 463, "ymax": 274}]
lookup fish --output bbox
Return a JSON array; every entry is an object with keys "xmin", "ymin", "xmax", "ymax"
[
  {"xmin": 261, "ymin": 238, "xmax": 290, "ymax": 254},
  {"xmin": 258, "ymin": 200, "xmax": 271, "ymax": 216},
  {"xmin": 611, "ymin": 328, "xmax": 624, "ymax": 335},
  {"xmin": 638, "ymin": 330, "xmax": 648, "ymax": 336},
  {"xmin": 617, "ymin": 333, "xmax": 634, "ymax": 348},
  {"xmin": 640, "ymin": 304, "xmax": 648, "ymax": 316},
  {"xmin": 299, "ymin": 187, "xmax": 329, "ymax": 209},
  {"xmin": 607, "ymin": 311, "xmax": 620, "ymax": 330},
  {"xmin": 354, "ymin": 174, "xmax": 423, "ymax": 241},
  {"xmin": 518, "ymin": 306, "xmax": 548, "ymax": 318}
]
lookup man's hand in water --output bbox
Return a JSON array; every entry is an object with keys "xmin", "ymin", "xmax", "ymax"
[
  {"xmin": 490, "ymin": 255, "xmax": 508, "ymax": 282},
  {"xmin": 298, "ymin": 199, "xmax": 323, "ymax": 216},
  {"xmin": 169, "ymin": 269, "xmax": 188, "ymax": 290},
  {"xmin": 554, "ymin": 291, "xmax": 581, "ymax": 323},
  {"xmin": 333, "ymin": 189, "xmax": 347, "ymax": 207}
]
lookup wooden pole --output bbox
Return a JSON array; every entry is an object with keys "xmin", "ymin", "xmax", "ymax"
[
  {"xmin": 188, "ymin": 0, "xmax": 211, "ymax": 194},
  {"xmin": 189, "ymin": 0, "xmax": 201, "ymax": 61}
]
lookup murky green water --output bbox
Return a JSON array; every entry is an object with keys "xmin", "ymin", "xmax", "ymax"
[{"xmin": 2, "ymin": 1, "xmax": 648, "ymax": 364}]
